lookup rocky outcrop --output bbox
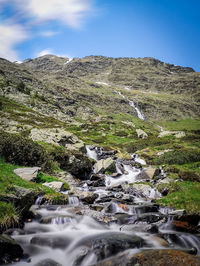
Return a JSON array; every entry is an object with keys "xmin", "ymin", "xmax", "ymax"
[
  {"xmin": 158, "ymin": 131, "xmax": 186, "ymax": 138},
  {"xmin": 30, "ymin": 128, "xmax": 85, "ymax": 152},
  {"xmin": 93, "ymin": 158, "xmax": 116, "ymax": 174},
  {"xmin": 0, "ymin": 234, "xmax": 24, "ymax": 264},
  {"xmin": 14, "ymin": 167, "xmax": 41, "ymax": 181},
  {"xmin": 0, "ymin": 186, "xmax": 39, "ymax": 216}
]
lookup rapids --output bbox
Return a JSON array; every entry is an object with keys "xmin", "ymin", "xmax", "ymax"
[{"xmin": 7, "ymin": 145, "xmax": 200, "ymax": 266}]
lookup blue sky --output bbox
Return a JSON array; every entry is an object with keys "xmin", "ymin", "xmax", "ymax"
[{"xmin": 0, "ymin": 0, "xmax": 199, "ymax": 71}]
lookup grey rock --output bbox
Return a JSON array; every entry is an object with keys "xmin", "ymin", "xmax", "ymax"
[
  {"xmin": 14, "ymin": 167, "xmax": 41, "ymax": 181},
  {"xmin": 93, "ymin": 158, "xmax": 116, "ymax": 174},
  {"xmin": 42, "ymin": 181, "xmax": 65, "ymax": 192},
  {"xmin": 136, "ymin": 129, "xmax": 148, "ymax": 139},
  {"xmin": 0, "ymin": 234, "xmax": 23, "ymax": 264}
]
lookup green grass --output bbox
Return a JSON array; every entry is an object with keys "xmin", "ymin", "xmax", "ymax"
[
  {"xmin": 158, "ymin": 119, "xmax": 200, "ymax": 132},
  {"xmin": 0, "ymin": 201, "xmax": 19, "ymax": 228},
  {"xmin": 157, "ymin": 181, "xmax": 200, "ymax": 214},
  {"xmin": 0, "ymin": 157, "xmax": 68, "ymax": 200}
]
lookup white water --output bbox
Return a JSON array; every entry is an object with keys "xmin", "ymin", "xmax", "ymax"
[
  {"xmin": 115, "ymin": 90, "xmax": 145, "ymax": 120},
  {"xmin": 105, "ymin": 164, "xmax": 141, "ymax": 187},
  {"xmin": 86, "ymin": 145, "xmax": 98, "ymax": 161},
  {"xmin": 134, "ymin": 154, "xmax": 146, "ymax": 165}
]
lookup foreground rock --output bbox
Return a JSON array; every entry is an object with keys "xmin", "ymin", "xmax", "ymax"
[
  {"xmin": 93, "ymin": 249, "xmax": 200, "ymax": 266},
  {"xmin": 93, "ymin": 158, "xmax": 116, "ymax": 174},
  {"xmin": 0, "ymin": 234, "xmax": 23, "ymax": 264},
  {"xmin": 34, "ymin": 259, "xmax": 62, "ymax": 266},
  {"xmin": 74, "ymin": 232, "xmax": 144, "ymax": 263},
  {"xmin": 14, "ymin": 167, "xmax": 41, "ymax": 181},
  {"xmin": 42, "ymin": 181, "xmax": 65, "ymax": 192}
]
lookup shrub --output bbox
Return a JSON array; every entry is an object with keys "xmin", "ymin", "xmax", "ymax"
[
  {"xmin": 16, "ymin": 81, "xmax": 25, "ymax": 92},
  {"xmin": 0, "ymin": 132, "xmax": 52, "ymax": 171},
  {"xmin": 155, "ymin": 149, "xmax": 200, "ymax": 165}
]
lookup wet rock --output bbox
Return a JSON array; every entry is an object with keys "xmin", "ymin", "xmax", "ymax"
[
  {"xmin": 75, "ymin": 232, "xmax": 144, "ymax": 261},
  {"xmin": 42, "ymin": 181, "xmax": 65, "ymax": 192},
  {"xmin": 93, "ymin": 158, "xmax": 116, "ymax": 174},
  {"xmin": 67, "ymin": 153, "xmax": 93, "ymax": 179},
  {"xmin": 136, "ymin": 129, "xmax": 148, "ymax": 139},
  {"xmin": 33, "ymin": 259, "xmax": 62, "ymax": 266},
  {"xmin": 151, "ymin": 235, "xmax": 169, "ymax": 247},
  {"xmin": 30, "ymin": 235, "xmax": 71, "ymax": 249},
  {"xmin": 171, "ymin": 214, "xmax": 200, "ymax": 233},
  {"xmin": 0, "ymin": 234, "xmax": 23, "ymax": 264},
  {"xmin": 130, "ymin": 184, "xmax": 157, "ymax": 199},
  {"xmin": 14, "ymin": 167, "xmax": 41, "ymax": 181},
  {"xmin": 120, "ymin": 224, "xmax": 159, "ymax": 234},
  {"xmin": 134, "ymin": 212, "xmax": 164, "ymax": 224},
  {"xmin": 134, "ymin": 204, "xmax": 159, "ymax": 214},
  {"xmin": 78, "ymin": 191, "xmax": 99, "ymax": 204},
  {"xmin": 93, "ymin": 249, "xmax": 200, "ymax": 266},
  {"xmin": 137, "ymin": 166, "xmax": 159, "ymax": 180}
]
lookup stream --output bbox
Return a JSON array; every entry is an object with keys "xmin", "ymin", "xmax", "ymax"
[{"xmin": 7, "ymin": 146, "xmax": 200, "ymax": 266}]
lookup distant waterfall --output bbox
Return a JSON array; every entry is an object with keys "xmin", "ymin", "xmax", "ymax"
[{"xmin": 114, "ymin": 91, "xmax": 145, "ymax": 120}]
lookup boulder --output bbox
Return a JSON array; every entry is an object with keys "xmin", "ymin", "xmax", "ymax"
[
  {"xmin": 93, "ymin": 158, "xmax": 116, "ymax": 174},
  {"xmin": 93, "ymin": 249, "xmax": 200, "ymax": 266},
  {"xmin": 31, "ymin": 235, "xmax": 71, "ymax": 249},
  {"xmin": 0, "ymin": 234, "xmax": 23, "ymax": 264},
  {"xmin": 14, "ymin": 167, "xmax": 41, "ymax": 181},
  {"xmin": 74, "ymin": 232, "xmax": 144, "ymax": 262},
  {"xmin": 66, "ymin": 154, "xmax": 93, "ymax": 179},
  {"xmin": 34, "ymin": 259, "xmax": 62, "ymax": 266},
  {"xmin": 131, "ymin": 184, "xmax": 160, "ymax": 199},
  {"xmin": 137, "ymin": 166, "xmax": 159, "ymax": 180},
  {"xmin": 136, "ymin": 129, "xmax": 148, "ymax": 139},
  {"xmin": 158, "ymin": 131, "xmax": 186, "ymax": 138},
  {"xmin": 42, "ymin": 181, "xmax": 65, "ymax": 192},
  {"xmin": 78, "ymin": 191, "xmax": 99, "ymax": 204}
]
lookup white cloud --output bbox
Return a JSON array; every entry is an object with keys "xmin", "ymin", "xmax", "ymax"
[
  {"xmin": 17, "ymin": 0, "xmax": 93, "ymax": 28},
  {"xmin": 37, "ymin": 49, "xmax": 53, "ymax": 57},
  {"xmin": 0, "ymin": 23, "xmax": 28, "ymax": 61},
  {"xmin": 40, "ymin": 30, "xmax": 59, "ymax": 37},
  {"xmin": 36, "ymin": 49, "xmax": 72, "ymax": 59}
]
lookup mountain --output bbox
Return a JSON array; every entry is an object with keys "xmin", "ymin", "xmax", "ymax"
[{"xmin": 0, "ymin": 55, "xmax": 199, "ymax": 125}]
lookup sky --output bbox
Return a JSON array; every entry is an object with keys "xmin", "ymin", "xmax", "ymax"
[{"xmin": 0, "ymin": 0, "xmax": 200, "ymax": 71}]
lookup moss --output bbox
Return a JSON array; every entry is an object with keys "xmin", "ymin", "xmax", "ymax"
[{"xmin": 157, "ymin": 181, "xmax": 200, "ymax": 214}]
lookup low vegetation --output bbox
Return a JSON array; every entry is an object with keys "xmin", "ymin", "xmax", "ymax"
[{"xmin": 157, "ymin": 181, "xmax": 200, "ymax": 214}]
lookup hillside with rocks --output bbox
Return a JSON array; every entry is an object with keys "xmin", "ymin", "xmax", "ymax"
[{"xmin": 0, "ymin": 55, "xmax": 200, "ymax": 265}]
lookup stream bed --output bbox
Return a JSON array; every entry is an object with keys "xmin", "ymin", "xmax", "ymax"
[{"xmin": 7, "ymin": 146, "xmax": 200, "ymax": 266}]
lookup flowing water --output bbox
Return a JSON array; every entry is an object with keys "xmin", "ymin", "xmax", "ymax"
[
  {"xmin": 8, "ymin": 146, "xmax": 200, "ymax": 266},
  {"xmin": 114, "ymin": 90, "xmax": 145, "ymax": 120}
]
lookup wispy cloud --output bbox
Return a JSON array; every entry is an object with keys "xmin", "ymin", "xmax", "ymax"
[
  {"xmin": 39, "ymin": 30, "xmax": 59, "ymax": 37},
  {"xmin": 36, "ymin": 49, "xmax": 53, "ymax": 57},
  {"xmin": 0, "ymin": 22, "xmax": 28, "ymax": 61},
  {"xmin": 16, "ymin": 0, "xmax": 94, "ymax": 28},
  {"xmin": 0, "ymin": 0, "xmax": 95, "ymax": 61}
]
